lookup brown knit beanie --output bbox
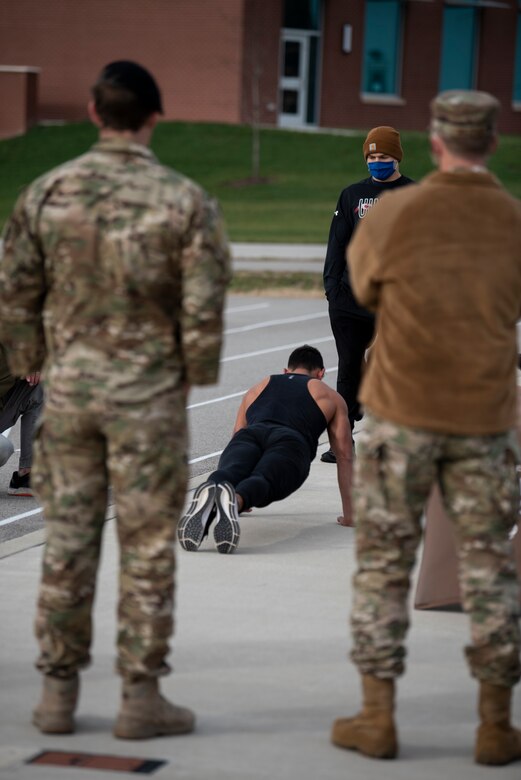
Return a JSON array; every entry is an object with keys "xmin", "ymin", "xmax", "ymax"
[{"xmin": 363, "ymin": 126, "xmax": 403, "ymax": 161}]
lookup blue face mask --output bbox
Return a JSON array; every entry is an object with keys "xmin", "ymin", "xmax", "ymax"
[{"xmin": 367, "ymin": 160, "xmax": 396, "ymax": 180}]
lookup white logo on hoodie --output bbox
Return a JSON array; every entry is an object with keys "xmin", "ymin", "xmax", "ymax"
[{"xmin": 357, "ymin": 197, "xmax": 378, "ymax": 219}]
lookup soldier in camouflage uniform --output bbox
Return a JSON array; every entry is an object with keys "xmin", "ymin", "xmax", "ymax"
[
  {"xmin": 0, "ymin": 61, "xmax": 230, "ymax": 739},
  {"xmin": 331, "ymin": 90, "xmax": 521, "ymax": 766}
]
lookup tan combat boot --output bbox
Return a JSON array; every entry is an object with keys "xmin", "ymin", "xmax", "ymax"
[
  {"xmin": 113, "ymin": 678, "xmax": 195, "ymax": 740},
  {"xmin": 475, "ymin": 682, "xmax": 521, "ymax": 765},
  {"xmin": 32, "ymin": 674, "xmax": 79, "ymax": 734},
  {"xmin": 331, "ymin": 675, "xmax": 398, "ymax": 759}
]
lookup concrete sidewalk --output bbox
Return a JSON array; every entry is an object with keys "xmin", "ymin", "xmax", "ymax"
[
  {"xmin": 2, "ymin": 240, "xmax": 325, "ymax": 275},
  {"xmin": 231, "ymin": 242, "xmax": 326, "ymax": 273},
  {"xmin": 0, "ymin": 438, "xmax": 519, "ymax": 779}
]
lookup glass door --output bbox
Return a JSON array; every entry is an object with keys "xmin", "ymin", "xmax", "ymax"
[{"xmin": 279, "ymin": 33, "xmax": 309, "ymax": 127}]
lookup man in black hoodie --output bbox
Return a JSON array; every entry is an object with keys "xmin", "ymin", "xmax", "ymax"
[{"xmin": 321, "ymin": 126, "xmax": 414, "ymax": 462}]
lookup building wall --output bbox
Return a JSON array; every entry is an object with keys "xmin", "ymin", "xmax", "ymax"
[
  {"xmin": 399, "ymin": 1, "xmax": 443, "ymax": 131},
  {"xmin": 0, "ymin": 0, "xmax": 246, "ymax": 123},
  {"xmin": 241, "ymin": 0, "xmax": 282, "ymax": 125},
  {"xmin": 0, "ymin": 68, "xmax": 39, "ymax": 138},
  {"xmin": 478, "ymin": 6, "xmax": 518, "ymax": 107},
  {"xmin": 320, "ymin": 0, "xmax": 521, "ymax": 134},
  {"xmin": 0, "ymin": 0, "xmax": 519, "ymax": 134}
]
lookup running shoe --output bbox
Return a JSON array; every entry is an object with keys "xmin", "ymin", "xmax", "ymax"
[
  {"xmin": 8, "ymin": 470, "xmax": 34, "ymax": 497},
  {"xmin": 320, "ymin": 448, "xmax": 336, "ymax": 463},
  {"xmin": 177, "ymin": 481, "xmax": 216, "ymax": 551},
  {"xmin": 214, "ymin": 481, "xmax": 241, "ymax": 554}
]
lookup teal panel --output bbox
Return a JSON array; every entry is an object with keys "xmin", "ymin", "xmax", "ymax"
[
  {"xmin": 362, "ymin": 1, "xmax": 401, "ymax": 95},
  {"xmin": 439, "ymin": 7, "xmax": 477, "ymax": 91}
]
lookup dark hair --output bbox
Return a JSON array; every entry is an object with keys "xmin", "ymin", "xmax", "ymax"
[
  {"xmin": 287, "ymin": 345, "xmax": 324, "ymax": 372},
  {"xmin": 92, "ymin": 60, "xmax": 163, "ymax": 132}
]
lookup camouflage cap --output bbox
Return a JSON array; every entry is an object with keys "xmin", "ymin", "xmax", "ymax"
[{"xmin": 430, "ymin": 90, "xmax": 500, "ymax": 148}]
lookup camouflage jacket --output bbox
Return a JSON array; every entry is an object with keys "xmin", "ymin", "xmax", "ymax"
[{"xmin": 0, "ymin": 138, "xmax": 231, "ymax": 406}]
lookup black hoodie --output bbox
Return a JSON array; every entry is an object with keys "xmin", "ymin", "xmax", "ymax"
[{"xmin": 323, "ymin": 174, "xmax": 414, "ymax": 318}]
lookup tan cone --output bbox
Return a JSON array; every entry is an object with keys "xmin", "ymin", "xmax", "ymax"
[
  {"xmin": 331, "ymin": 675, "xmax": 398, "ymax": 759},
  {"xmin": 113, "ymin": 678, "xmax": 195, "ymax": 740},
  {"xmin": 475, "ymin": 682, "xmax": 521, "ymax": 766},
  {"xmin": 32, "ymin": 674, "xmax": 79, "ymax": 734}
]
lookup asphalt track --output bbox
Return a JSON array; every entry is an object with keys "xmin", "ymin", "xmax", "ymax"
[
  {"xmin": 1, "ymin": 256, "xmax": 520, "ymax": 779},
  {"xmin": 0, "ymin": 292, "xmax": 336, "ymax": 544}
]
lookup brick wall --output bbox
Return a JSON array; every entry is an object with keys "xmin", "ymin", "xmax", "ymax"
[
  {"xmin": 0, "ymin": 0, "xmax": 519, "ymax": 134},
  {"xmin": 241, "ymin": 0, "xmax": 282, "ymax": 125},
  {"xmin": 0, "ymin": 67, "xmax": 40, "ymax": 138},
  {"xmin": 0, "ymin": 0, "xmax": 246, "ymax": 123}
]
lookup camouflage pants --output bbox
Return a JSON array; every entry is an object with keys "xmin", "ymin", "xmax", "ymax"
[
  {"xmin": 351, "ymin": 413, "xmax": 521, "ymax": 687},
  {"xmin": 32, "ymin": 389, "xmax": 187, "ymax": 681}
]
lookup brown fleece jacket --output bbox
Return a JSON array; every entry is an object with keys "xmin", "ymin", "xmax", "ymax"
[{"xmin": 348, "ymin": 170, "xmax": 521, "ymax": 435}]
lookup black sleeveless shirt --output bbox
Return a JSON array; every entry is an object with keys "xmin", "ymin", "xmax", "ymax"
[{"xmin": 245, "ymin": 373, "xmax": 328, "ymax": 460}]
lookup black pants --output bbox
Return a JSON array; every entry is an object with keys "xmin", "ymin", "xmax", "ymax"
[
  {"xmin": 210, "ymin": 423, "xmax": 311, "ymax": 511},
  {"xmin": 328, "ymin": 307, "xmax": 375, "ymax": 431}
]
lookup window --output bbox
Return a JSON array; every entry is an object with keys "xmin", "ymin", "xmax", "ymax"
[
  {"xmin": 439, "ymin": 5, "xmax": 479, "ymax": 90},
  {"xmin": 284, "ymin": 0, "xmax": 321, "ymax": 31},
  {"xmin": 361, "ymin": 0, "xmax": 402, "ymax": 96},
  {"xmin": 514, "ymin": 2, "xmax": 521, "ymax": 103}
]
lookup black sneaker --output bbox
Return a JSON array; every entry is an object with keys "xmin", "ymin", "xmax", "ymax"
[
  {"xmin": 178, "ymin": 481, "xmax": 216, "ymax": 551},
  {"xmin": 320, "ymin": 448, "xmax": 336, "ymax": 464},
  {"xmin": 214, "ymin": 482, "xmax": 241, "ymax": 554},
  {"xmin": 8, "ymin": 470, "xmax": 34, "ymax": 497}
]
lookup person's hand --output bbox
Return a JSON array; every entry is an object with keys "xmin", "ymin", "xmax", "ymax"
[
  {"xmin": 25, "ymin": 372, "xmax": 41, "ymax": 386},
  {"xmin": 337, "ymin": 515, "xmax": 354, "ymax": 527}
]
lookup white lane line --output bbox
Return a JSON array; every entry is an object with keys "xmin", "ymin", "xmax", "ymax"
[
  {"xmin": 188, "ymin": 450, "xmax": 223, "ymax": 464},
  {"xmin": 226, "ymin": 303, "xmax": 270, "ymax": 314},
  {"xmin": 0, "ymin": 361, "xmax": 338, "ymax": 527},
  {"xmin": 225, "ymin": 311, "xmax": 327, "ymax": 336},
  {"xmin": 0, "ymin": 507, "xmax": 42, "ymax": 527},
  {"xmin": 222, "ymin": 336, "xmax": 333, "ymax": 363},
  {"xmin": 188, "ymin": 390, "xmax": 245, "ymax": 409},
  {"xmin": 188, "ymin": 367, "xmax": 337, "ymax": 410}
]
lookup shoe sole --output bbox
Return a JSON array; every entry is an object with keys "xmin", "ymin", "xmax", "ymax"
[
  {"xmin": 32, "ymin": 712, "xmax": 74, "ymax": 734},
  {"xmin": 113, "ymin": 718, "xmax": 194, "ymax": 739},
  {"xmin": 177, "ymin": 482, "xmax": 216, "ymax": 551},
  {"xmin": 8, "ymin": 489, "xmax": 34, "ymax": 496},
  {"xmin": 214, "ymin": 482, "xmax": 240, "ymax": 554}
]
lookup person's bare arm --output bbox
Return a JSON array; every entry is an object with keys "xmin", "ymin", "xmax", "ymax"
[
  {"xmin": 326, "ymin": 393, "xmax": 353, "ymax": 526},
  {"xmin": 232, "ymin": 376, "xmax": 270, "ymax": 434}
]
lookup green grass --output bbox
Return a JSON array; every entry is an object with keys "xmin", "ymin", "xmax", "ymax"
[
  {"xmin": 230, "ymin": 270, "xmax": 323, "ymax": 294},
  {"xmin": 2, "ymin": 121, "xmax": 521, "ymax": 241}
]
